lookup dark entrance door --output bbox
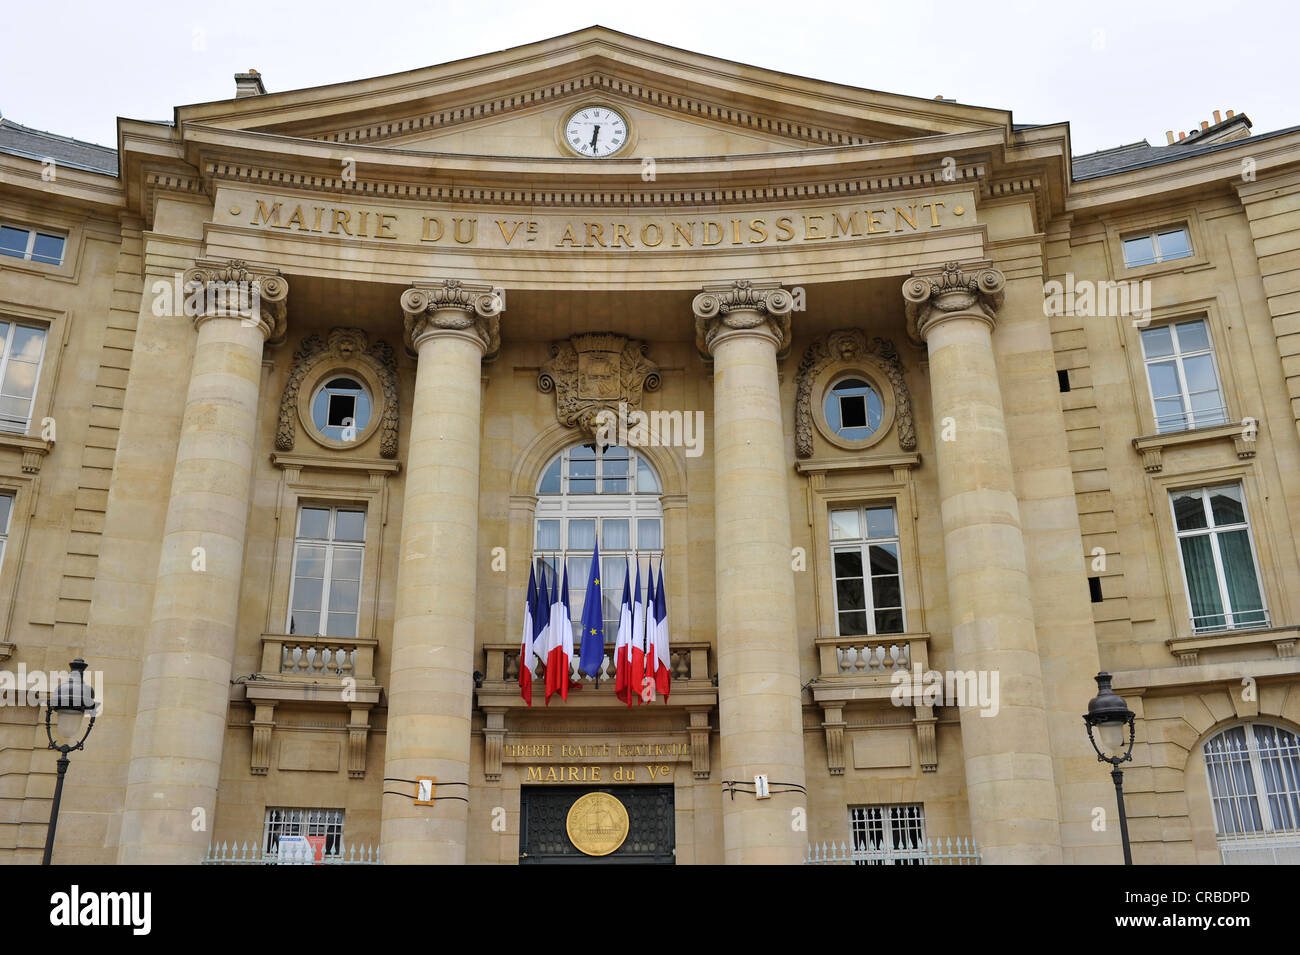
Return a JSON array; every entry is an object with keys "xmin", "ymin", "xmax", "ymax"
[{"xmin": 519, "ymin": 785, "xmax": 675, "ymax": 864}]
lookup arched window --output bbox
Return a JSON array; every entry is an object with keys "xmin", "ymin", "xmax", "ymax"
[
  {"xmin": 1203, "ymin": 721, "xmax": 1300, "ymax": 863},
  {"xmin": 534, "ymin": 443, "xmax": 663, "ymax": 645}
]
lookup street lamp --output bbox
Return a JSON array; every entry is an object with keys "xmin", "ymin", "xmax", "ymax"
[
  {"xmin": 1083, "ymin": 671, "xmax": 1136, "ymax": 865},
  {"xmin": 42, "ymin": 658, "xmax": 97, "ymax": 865}
]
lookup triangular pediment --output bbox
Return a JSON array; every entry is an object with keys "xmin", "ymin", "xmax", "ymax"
[{"xmin": 175, "ymin": 27, "xmax": 1013, "ymax": 160}]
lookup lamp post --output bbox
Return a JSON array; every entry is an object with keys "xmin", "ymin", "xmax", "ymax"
[
  {"xmin": 42, "ymin": 658, "xmax": 97, "ymax": 865},
  {"xmin": 1083, "ymin": 671, "xmax": 1136, "ymax": 865}
]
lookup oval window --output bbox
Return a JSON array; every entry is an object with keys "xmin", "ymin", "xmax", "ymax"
[
  {"xmin": 311, "ymin": 377, "xmax": 371, "ymax": 443},
  {"xmin": 824, "ymin": 377, "xmax": 883, "ymax": 440}
]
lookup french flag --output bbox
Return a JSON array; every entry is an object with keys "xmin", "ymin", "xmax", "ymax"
[
  {"xmin": 613, "ymin": 561, "xmax": 634, "ymax": 706},
  {"xmin": 653, "ymin": 561, "xmax": 671, "ymax": 700},
  {"xmin": 546, "ymin": 562, "xmax": 575, "ymax": 704},
  {"xmin": 629, "ymin": 560, "xmax": 646, "ymax": 706}
]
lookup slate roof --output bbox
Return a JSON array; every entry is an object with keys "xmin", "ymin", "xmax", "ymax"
[
  {"xmin": 0, "ymin": 118, "xmax": 118, "ymax": 175},
  {"xmin": 1071, "ymin": 116, "xmax": 1300, "ymax": 181}
]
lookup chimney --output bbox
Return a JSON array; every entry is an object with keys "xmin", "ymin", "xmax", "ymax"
[
  {"xmin": 1200, "ymin": 120, "xmax": 1210, "ymax": 131},
  {"xmin": 235, "ymin": 69, "xmax": 266, "ymax": 98},
  {"xmin": 1178, "ymin": 131, "xmax": 1187, "ymax": 141},
  {"xmin": 1213, "ymin": 109, "xmax": 1223, "ymax": 124},
  {"xmin": 1227, "ymin": 109, "xmax": 1235, "ymax": 118},
  {"xmin": 1165, "ymin": 130, "xmax": 1175, "ymax": 145}
]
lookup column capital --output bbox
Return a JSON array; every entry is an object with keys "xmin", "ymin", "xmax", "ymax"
[
  {"xmin": 184, "ymin": 258, "xmax": 289, "ymax": 343},
  {"xmin": 400, "ymin": 278, "xmax": 504, "ymax": 359},
  {"xmin": 902, "ymin": 260, "xmax": 1005, "ymax": 344},
  {"xmin": 692, "ymin": 279, "xmax": 795, "ymax": 358}
]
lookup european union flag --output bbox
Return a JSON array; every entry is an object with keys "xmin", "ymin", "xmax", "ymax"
[{"xmin": 578, "ymin": 539, "xmax": 605, "ymax": 679}]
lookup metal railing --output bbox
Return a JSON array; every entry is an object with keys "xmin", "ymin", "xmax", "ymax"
[
  {"xmin": 806, "ymin": 837, "xmax": 980, "ymax": 865},
  {"xmin": 1192, "ymin": 608, "xmax": 1270, "ymax": 635},
  {"xmin": 1218, "ymin": 832, "xmax": 1300, "ymax": 865},
  {"xmin": 203, "ymin": 841, "xmax": 381, "ymax": 864}
]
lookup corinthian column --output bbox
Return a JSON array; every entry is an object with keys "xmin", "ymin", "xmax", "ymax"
[
  {"xmin": 693, "ymin": 280, "xmax": 808, "ymax": 865},
  {"xmin": 902, "ymin": 262, "xmax": 1062, "ymax": 864},
  {"xmin": 382, "ymin": 279, "xmax": 502, "ymax": 865},
  {"xmin": 118, "ymin": 260, "xmax": 288, "ymax": 864}
]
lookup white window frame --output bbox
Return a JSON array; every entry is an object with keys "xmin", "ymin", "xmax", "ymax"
[
  {"xmin": 1121, "ymin": 225, "xmax": 1192, "ymax": 268},
  {"xmin": 287, "ymin": 505, "xmax": 366, "ymax": 638},
  {"xmin": 1203, "ymin": 722, "xmax": 1300, "ymax": 863},
  {"xmin": 849, "ymin": 804, "xmax": 927, "ymax": 865},
  {"xmin": 262, "ymin": 807, "xmax": 345, "ymax": 855},
  {"xmin": 829, "ymin": 504, "xmax": 905, "ymax": 636},
  {"xmin": 1140, "ymin": 318, "xmax": 1228, "ymax": 433},
  {"xmin": 0, "ymin": 320, "xmax": 48, "ymax": 434},
  {"xmin": 0, "ymin": 223, "xmax": 66, "ymax": 265},
  {"xmin": 824, "ymin": 375, "xmax": 884, "ymax": 440},
  {"xmin": 1170, "ymin": 484, "xmax": 1269, "ymax": 634},
  {"xmin": 534, "ymin": 444, "xmax": 663, "ymax": 639}
]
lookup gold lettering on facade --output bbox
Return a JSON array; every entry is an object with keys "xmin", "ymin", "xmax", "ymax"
[
  {"xmin": 749, "ymin": 218, "xmax": 767, "ymax": 243},
  {"xmin": 866, "ymin": 209, "xmax": 887, "ymax": 233},
  {"xmin": 332, "ymin": 209, "xmax": 353, "ymax": 235},
  {"xmin": 311, "ymin": 207, "xmax": 325, "ymax": 233},
  {"xmin": 556, "ymin": 223, "xmax": 579, "ymax": 247},
  {"xmin": 641, "ymin": 223, "xmax": 663, "ymax": 247},
  {"xmin": 284, "ymin": 205, "xmax": 307, "ymax": 230},
  {"xmin": 672, "ymin": 221, "xmax": 694, "ymax": 247},
  {"xmin": 803, "ymin": 214, "xmax": 827, "ymax": 240},
  {"xmin": 497, "ymin": 219, "xmax": 523, "ymax": 244},
  {"xmin": 702, "ymin": 221, "xmax": 723, "ymax": 246},
  {"xmin": 832, "ymin": 212, "xmax": 860, "ymax": 238},
  {"xmin": 377, "ymin": 214, "xmax": 398, "ymax": 239},
  {"xmin": 452, "ymin": 217, "xmax": 476, "ymax": 243},
  {"xmin": 252, "ymin": 200, "xmax": 282, "ymax": 226},
  {"xmin": 920, "ymin": 200, "xmax": 945, "ymax": 227},
  {"xmin": 421, "ymin": 216, "xmax": 442, "ymax": 241},
  {"xmin": 775, "ymin": 216, "xmax": 795, "ymax": 241},
  {"xmin": 613, "ymin": 223, "xmax": 632, "ymax": 248},
  {"xmin": 894, "ymin": 204, "xmax": 917, "ymax": 231},
  {"xmin": 585, "ymin": 222, "xmax": 606, "ymax": 247}
]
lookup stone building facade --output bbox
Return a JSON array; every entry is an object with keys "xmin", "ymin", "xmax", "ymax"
[{"xmin": 2, "ymin": 27, "xmax": 1299, "ymax": 865}]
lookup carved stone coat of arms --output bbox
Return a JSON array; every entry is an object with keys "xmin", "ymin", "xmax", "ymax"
[{"xmin": 538, "ymin": 333, "xmax": 661, "ymax": 435}]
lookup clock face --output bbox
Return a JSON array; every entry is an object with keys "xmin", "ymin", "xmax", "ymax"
[{"xmin": 564, "ymin": 106, "xmax": 628, "ymax": 158}]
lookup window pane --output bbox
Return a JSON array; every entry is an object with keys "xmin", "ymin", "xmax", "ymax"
[
  {"xmin": 325, "ymin": 612, "xmax": 357, "ymax": 638},
  {"xmin": 637, "ymin": 518, "xmax": 661, "ymax": 550},
  {"xmin": 334, "ymin": 510, "xmax": 366, "ymax": 541},
  {"xmin": 1175, "ymin": 319, "xmax": 1209, "ymax": 352},
  {"xmin": 838, "ymin": 611, "xmax": 869, "ymax": 635},
  {"xmin": 294, "ymin": 544, "xmax": 326, "ymax": 578},
  {"xmin": 9, "ymin": 325, "xmax": 45, "ymax": 363},
  {"xmin": 330, "ymin": 548, "xmax": 362, "ymax": 580},
  {"xmin": 535, "ymin": 519, "xmax": 560, "ymax": 551},
  {"xmin": 836, "ymin": 578, "xmax": 865, "ymax": 611},
  {"xmin": 292, "ymin": 576, "xmax": 323, "ymax": 611},
  {"xmin": 636, "ymin": 455, "xmax": 661, "ymax": 493},
  {"xmin": 865, "ymin": 507, "xmax": 896, "ymax": 539},
  {"xmin": 569, "ymin": 477, "xmax": 596, "ymax": 494},
  {"xmin": 1180, "ymin": 535, "xmax": 1224, "ymax": 629},
  {"xmin": 1172, "ymin": 491, "xmax": 1208, "ymax": 531},
  {"xmin": 1182, "ymin": 354, "xmax": 1218, "ymax": 396},
  {"xmin": 298, "ymin": 508, "xmax": 330, "ymax": 539},
  {"xmin": 1208, "ymin": 485, "xmax": 1245, "ymax": 526},
  {"xmin": 290, "ymin": 611, "xmax": 319, "ymax": 636},
  {"xmin": 602, "ymin": 476, "xmax": 628, "ymax": 493},
  {"xmin": 872, "ymin": 576, "xmax": 901, "ymax": 609},
  {"xmin": 31, "ymin": 234, "xmax": 64, "ymax": 265},
  {"xmin": 0, "ymin": 494, "xmax": 11, "ymax": 532},
  {"xmin": 538, "ymin": 458, "xmax": 561, "ymax": 494},
  {"xmin": 1140, "ymin": 325, "xmax": 1174, "ymax": 358},
  {"xmin": 874, "ymin": 608, "xmax": 904, "ymax": 634},
  {"xmin": 1, "ymin": 359, "xmax": 38, "ymax": 400},
  {"xmin": 1123, "ymin": 235, "xmax": 1156, "ymax": 267},
  {"xmin": 869, "ymin": 542, "xmax": 899, "ymax": 576},
  {"xmin": 0, "ymin": 395, "xmax": 32, "ymax": 429},
  {"xmin": 833, "ymin": 550, "xmax": 863, "ymax": 578},
  {"xmin": 830, "ymin": 509, "xmax": 859, "ymax": 540},
  {"xmin": 1158, "ymin": 229, "xmax": 1191, "ymax": 260},
  {"xmin": 1145, "ymin": 360, "xmax": 1180, "ymax": 398},
  {"xmin": 1218, "ymin": 529, "xmax": 1264, "ymax": 622},
  {"xmin": 568, "ymin": 519, "xmax": 596, "ymax": 549},
  {"xmin": 602, "ymin": 518, "xmax": 630, "ymax": 550},
  {"xmin": 328, "ymin": 578, "xmax": 360, "ymax": 613},
  {"xmin": 1155, "ymin": 398, "xmax": 1187, "ymax": 432},
  {"xmin": 0, "ymin": 227, "xmax": 28, "ymax": 256}
]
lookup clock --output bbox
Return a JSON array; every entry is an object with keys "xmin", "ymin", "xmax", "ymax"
[{"xmin": 562, "ymin": 105, "xmax": 630, "ymax": 158}]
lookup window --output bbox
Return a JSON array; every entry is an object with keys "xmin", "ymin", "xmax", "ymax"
[
  {"xmin": 0, "ymin": 321, "xmax": 47, "ymax": 433},
  {"xmin": 0, "ymin": 224, "xmax": 65, "ymax": 265},
  {"xmin": 263, "ymin": 807, "xmax": 344, "ymax": 855},
  {"xmin": 1203, "ymin": 723, "xmax": 1300, "ymax": 864},
  {"xmin": 288, "ymin": 505, "xmax": 365, "ymax": 638},
  {"xmin": 1122, "ymin": 226, "xmax": 1192, "ymax": 268},
  {"xmin": 849, "ymin": 804, "xmax": 926, "ymax": 865},
  {"xmin": 824, "ymin": 376, "xmax": 883, "ymax": 440},
  {"xmin": 1140, "ymin": 318, "xmax": 1227, "ymax": 432},
  {"xmin": 534, "ymin": 443, "xmax": 662, "ymax": 643},
  {"xmin": 310, "ymin": 377, "xmax": 371, "ymax": 443},
  {"xmin": 1171, "ymin": 484, "xmax": 1267, "ymax": 633},
  {"xmin": 0, "ymin": 494, "xmax": 10, "ymax": 571},
  {"xmin": 829, "ymin": 504, "xmax": 904, "ymax": 635}
]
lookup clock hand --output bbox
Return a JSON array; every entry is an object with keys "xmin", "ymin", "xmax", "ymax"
[{"xmin": 590, "ymin": 125, "xmax": 600, "ymax": 154}]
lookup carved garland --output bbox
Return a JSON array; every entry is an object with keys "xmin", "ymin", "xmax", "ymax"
[
  {"xmin": 795, "ymin": 329, "xmax": 915, "ymax": 458},
  {"xmin": 276, "ymin": 327, "xmax": 400, "ymax": 458}
]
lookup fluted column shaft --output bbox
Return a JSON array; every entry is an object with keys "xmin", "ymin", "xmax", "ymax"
[
  {"xmin": 694, "ymin": 280, "xmax": 807, "ymax": 865},
  {"xmin": 381, "ymin": 280, "xmax": 502, "ymax": 865},
  {"xmin": 118, "ymin": 261, "xmax": 287, "ymax": 863},
  {"xmin": 904, "ymin": 262, "xmax": 1062, "ymax": 864}
]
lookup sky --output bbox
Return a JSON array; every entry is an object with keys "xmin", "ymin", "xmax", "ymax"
[{"xmin": 3, "ymin": 0, "xmax": 1297, "ymax": 157}]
